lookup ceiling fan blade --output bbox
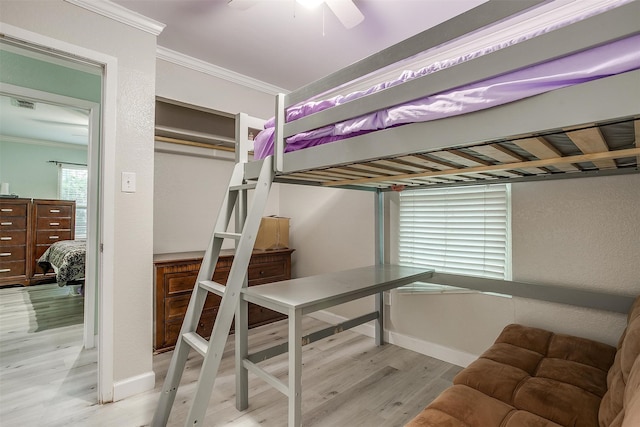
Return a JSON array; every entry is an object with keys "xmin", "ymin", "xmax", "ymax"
[
  {"xmin": 227, "ymin": 0, "xmax": 258, "ymax": 11},
  {"xmin": 325, "ymin": 0, "xmax": 364, "ymax": 29}
]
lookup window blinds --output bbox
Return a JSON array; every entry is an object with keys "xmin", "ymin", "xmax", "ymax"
[
  {"xmin": 59, "ymin": 166, "xmax": 88, "ymax": 239},
  {"xmin": 398, "ymin": 184, "xmax": 511, "ymax": 289}
]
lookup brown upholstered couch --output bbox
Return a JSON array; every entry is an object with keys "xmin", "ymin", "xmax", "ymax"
[{"xmin": 406, "ymin": 296, "xmax": 640, "ymax": 427}]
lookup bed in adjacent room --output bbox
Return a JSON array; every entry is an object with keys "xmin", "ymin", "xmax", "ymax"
[{"xmin": 37, "ymin": 239, "xmax": 86, "ymax": 291}]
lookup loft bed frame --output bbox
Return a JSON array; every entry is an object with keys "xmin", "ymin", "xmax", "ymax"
[
  {"xmin": 236, "ymin": 0, "xmax": 639, "ymax": 313},
  {"xmin": 153, "ymin": 2, "xmax": 639, "ymax": 426},
  {"xmin": 241, "ymin": 0, "xmax": 639, "ymax": 192}
]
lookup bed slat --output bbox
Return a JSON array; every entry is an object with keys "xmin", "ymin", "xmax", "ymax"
[{"xmin": 566, "ymin": 127, "xmax": 617, "ymax": 170}]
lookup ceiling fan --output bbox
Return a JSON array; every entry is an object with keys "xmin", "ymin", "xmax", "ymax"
[{"xmin": 228, "ymin": 0, "xmax": 364, "ymax": 29}]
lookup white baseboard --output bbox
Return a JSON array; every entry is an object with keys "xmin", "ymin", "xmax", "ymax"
[
  {"xmin": 112, "ymin": 371, "xmax": 156, "ymax": 402},
  {"xmin": 309, "ymin": 310, "xmax": 478, "ymax": 368}
]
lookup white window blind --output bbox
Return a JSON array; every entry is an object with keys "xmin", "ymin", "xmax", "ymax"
[
  {"xmin": 59, "ymin": 165, "xmax": 88, "ymax": 239},
  {"xmin": 398, "ymin": 184, "xmax": 511, "ymax": 292}
]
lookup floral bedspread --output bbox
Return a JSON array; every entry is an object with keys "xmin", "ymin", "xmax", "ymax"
[{"xmin": 38, "ymin": 240, "xmax": 86, "ymax": 286}]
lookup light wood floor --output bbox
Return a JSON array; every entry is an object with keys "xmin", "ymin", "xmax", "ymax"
[{"xmin": 0, "ymin": 283, "xmax": 460, "ymax": 426}]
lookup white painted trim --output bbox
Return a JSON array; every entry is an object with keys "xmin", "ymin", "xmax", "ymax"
[
  {"xmin": 0, "ymin": 21, "xmax": 119, "ymax": 405},
  {"xmin": 63, "ymin": 0, "xmax": 165, "ymax": 36},
  {"xmin": 156, "ymin": 46, "xmax": 287, "ymax": 96},
  {"xmin": 309, "ymin": 310, "xmax": 478, "ymax": 368},
  {"xmin": 112, "ymin": 371, "xmax": 156, "ymax": 402}
]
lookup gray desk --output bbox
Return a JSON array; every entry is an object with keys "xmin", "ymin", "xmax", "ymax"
[{"xmin": 235, "ymin": 264, "xmax": 434, "ymax": 426}]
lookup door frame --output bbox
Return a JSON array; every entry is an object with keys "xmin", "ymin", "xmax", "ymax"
[{"xmin": 0, "ymin": 22, "xmax": 118, "ymax": 403}]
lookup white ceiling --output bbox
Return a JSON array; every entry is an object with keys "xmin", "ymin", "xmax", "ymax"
[{"xmin": 112, "ymin": 0, "xmax": 489, "ymax": 91}]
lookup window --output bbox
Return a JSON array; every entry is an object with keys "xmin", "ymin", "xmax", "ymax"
[
  {"xmin": 398, "ymin": 184, "xmax": 511, "ymax": 293},
  {"xmin": 59, "ymin": 165, "xmax": 88, "ymax": 239}
]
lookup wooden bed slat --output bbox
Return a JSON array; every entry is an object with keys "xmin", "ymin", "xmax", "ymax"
[
  {"xmin": 566, "ymin": 127, "xmax": 617, "ymax": 170},
  {"xmin": 513, "ymin": 137, "xmax": 580, "ymax": 173},
  {"xmin": 635, "ymin": 120, "xmax": 640, "ymax": 167},
  {"xmin": 469, "ymin": 144, "xmax": 548, "ymax": 175},
  {"xmin": 321, "ymin": 147, "xmax": 640, "ymax": 187}
]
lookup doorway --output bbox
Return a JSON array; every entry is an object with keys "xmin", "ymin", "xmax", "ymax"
[{"xmin": 0, "ymin": 27, "xmax": 116, "ymax": 403}]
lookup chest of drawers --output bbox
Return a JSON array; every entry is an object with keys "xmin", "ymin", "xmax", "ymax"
[
  {"xmin": 0, "ymin": 198, "xmax": 75, "ymax": 287},
  {"xmin": 153, "ymin": 248, "xmax": 294, "ymax": 352},
  {"xmin": 0, "ymin": 199, "xmax": 31, "ymax": 286},
  {"xmin": 31, "ymin": 199, "xmax": 76, "ymax": 284}
]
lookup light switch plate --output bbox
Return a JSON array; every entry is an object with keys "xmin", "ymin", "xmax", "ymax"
[{"xmin": 121, "ymin": 172, "xmax": 136, "ymax": 193}]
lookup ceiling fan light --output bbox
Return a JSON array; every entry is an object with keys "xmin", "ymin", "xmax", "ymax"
[{"xmin": 296, "ymin": 0, "xmax": 325, "ymax": 9}]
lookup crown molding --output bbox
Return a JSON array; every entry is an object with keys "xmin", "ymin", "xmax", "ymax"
[
  {"xmin": 157, "ymin": 46, "xmax": 287, "ymax": 96},
  {"xmin": 64, "ymin": 0, "xmax": 165, "ymax": 36}
]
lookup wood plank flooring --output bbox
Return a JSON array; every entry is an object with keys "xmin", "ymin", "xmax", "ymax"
[{"xmin": 0, "ymin": 283, "xmax": 461, "ymax": 426}]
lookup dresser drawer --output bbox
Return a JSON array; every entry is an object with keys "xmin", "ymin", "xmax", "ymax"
[
  {"xmin": 0, "ymin": 260, "xmax": 26, "ymax": 278},
  {"xmin": 248, "ymin": 260, "xmax": 288, "ymax": 284},
  {"xmin": 0, "ymin": 217, "xmax": 27, "ymax": 230},
  {"xmin": 165, "ymin": 293, "xmax": 221, "ymax": 321},
  {"xmin": 0, "ymin": 203, "xmax": 28, "ymax": 217},
  {"xmin": 0, "ymin": 246, "xmax": 26, "ymax": 261},
  {"xmin": 36, "ymin": 204, "xmax": 73, "ymax": 218},
  {"xmin": 36, "ymin": 217, "xmax": 72, "ymax": 230},
  {"xmin": 0, "ymin": 230, "xmax": 27, "ymax": 246},
  {"xmin": 35, "ymin": 230, "xmax": 72, "ymax": 245},
  {"xmin": 165, "ymin": 308, "xmax": 219, "ymax": 349}
]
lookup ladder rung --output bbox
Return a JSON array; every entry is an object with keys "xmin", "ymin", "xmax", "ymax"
[
  {"xmin": 229, "ymin": 183, "xmax": 257, "ymax": 192},
  {"xmin": 214, "ymin": 232, "xmax": 242, "ymax": 240},
  {"xmin": 199, "ymin": 280, "xmax": 225, "ymax": 296},
  {"xmin": 182, "ymin": 332, "xmax": 208, "ymax": 357}
]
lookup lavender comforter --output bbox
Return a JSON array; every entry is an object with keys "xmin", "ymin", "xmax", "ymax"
[{"xmin": 254, "ymin": 33, "xmax": 640, "ymax": 160}]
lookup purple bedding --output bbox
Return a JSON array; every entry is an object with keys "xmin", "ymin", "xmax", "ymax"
[{"xmin": 254, "ymin": 32, "xmax": 640, "ymax": 160}]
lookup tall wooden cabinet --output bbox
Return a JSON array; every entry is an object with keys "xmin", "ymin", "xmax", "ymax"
[
  {"xmin": 0, "ymin": 198, "xmax": 31, "ymax": 286},
  {"xmin": 153, "ymin": 248, "xmax": 294, "ymax": 353},
  {"xmin": 0, "ymin": 198, "xmax": 75, "ymax": 286}
]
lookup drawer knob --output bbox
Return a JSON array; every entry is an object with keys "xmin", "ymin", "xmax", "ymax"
[
  {"xmin": 50, "ymin": 209, "xmax": 61, "ymax": 213},
  {"xmin": 0, "ymin": 268, "xmax": 10, "ymax": 273},
  {"xmin": 1, "ymin": 222, "xmax": 12, "ymax": 226},
  {"xmin": 1, "ymin": 208, "xmax": 12, "ymax": 212},
  {"xmin": 0, "ymin": 252, "xmax": 11, "ymax": 257},
  {"xmin": 0, "ymin": 237, "xmax": 11, "ymax": 241},
  {"xmin": 50, "ymin": 222, "xmax": 60, "ymax": 226},
  {"xmin": 49, "ymin": 235, "xmax": 60, "ymax": 240}
]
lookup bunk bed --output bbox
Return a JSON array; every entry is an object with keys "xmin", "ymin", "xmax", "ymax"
[
  {"xmin": 155, "ymin": 1, "xmax": 640, "ymax": 426},
  {"xmin": 233, "ymin": 0, "xmax": 639, "ymax": 425},
  {"xmin": 242, "ymin": 0, "xmax": 639, "ymax": 191}
]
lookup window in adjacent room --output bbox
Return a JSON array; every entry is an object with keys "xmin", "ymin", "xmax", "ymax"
[
  {"xmin": 59, "ymin": 164, "xmax": 88, "ymax": 239},
  {"xmin": 398, "ymin": 183, "xmax": 511, "ymax": 293}
]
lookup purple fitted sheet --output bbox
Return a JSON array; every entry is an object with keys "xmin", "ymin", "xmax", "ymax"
[{"xmin": 253, "ymin": 1, "xmax": 639, "ymax": 160}]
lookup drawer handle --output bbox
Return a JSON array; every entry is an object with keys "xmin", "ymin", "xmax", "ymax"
[
  {"xmin": 0, "ymin": 237, "xmax": 11, "ymax": 241},
  {"xmin": 1, "ymin": 222, "xmax": 12, "ymax": 226},
  {"xmin": 49, "ymin": 235, "xmax": 60, "ymax": 240},
  {"xmin": 0, "ymin": 252, "xmax": 11, "ymax": 257},
  {"xmin": 49, "ymin": 209, "xmax": 61, "ymax": 213},
  {"xmin": 1, "ymin": 208, "xmax": 12, "ymax": 212},
  {"xmin": 0, "ymin": 268, "xmax": 10, "ymax": 273},
  {"xmin": 50, "ymin": 222, "xmax": 60, "ymax": 226}
]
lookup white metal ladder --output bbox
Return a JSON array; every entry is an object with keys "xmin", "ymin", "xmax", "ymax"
[{"xmin": 152, "ymin": 156, "xmax": 274, "ymax": 427}]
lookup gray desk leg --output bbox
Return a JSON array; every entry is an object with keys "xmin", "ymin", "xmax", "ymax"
[
  {"xmin": 375, "ymin": 291, "xmax": 384, "ymax": 346},
  {"xmin": 288, "ymin": 308, "xmax": 302, "ymax": 427},
  {"xmin": 236, "ymin": 297, "xmax": 249, "ymax": 410}
]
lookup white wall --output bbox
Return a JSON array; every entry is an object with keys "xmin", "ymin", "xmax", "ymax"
[
  {"xmin": 0, "ymin": 0, "xmax": 157, "ymax": 393},
  {"xmin": 288, "ymin": 173, "xmax": 639, "ymax": 366},
  {"xmin": 153, "ymin": 60, "xmax": 280, "ymax": 255}
]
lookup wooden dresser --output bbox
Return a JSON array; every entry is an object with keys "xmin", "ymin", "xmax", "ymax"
[
  {"xmin": 0, "ymin": 198, "xmax": 75, "ymax": 287},
  {"xmin": 0, "ymin": 198, "xmax": 31, "ymax": 286},
  {"xmin": 153, "ymin": 248, "xmax": 294, "ymax": 352}
]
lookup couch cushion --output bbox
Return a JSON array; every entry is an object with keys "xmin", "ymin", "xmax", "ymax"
[{"xmin": 600, "ymin": 297, "xmax": 640, "ymax": 427}]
